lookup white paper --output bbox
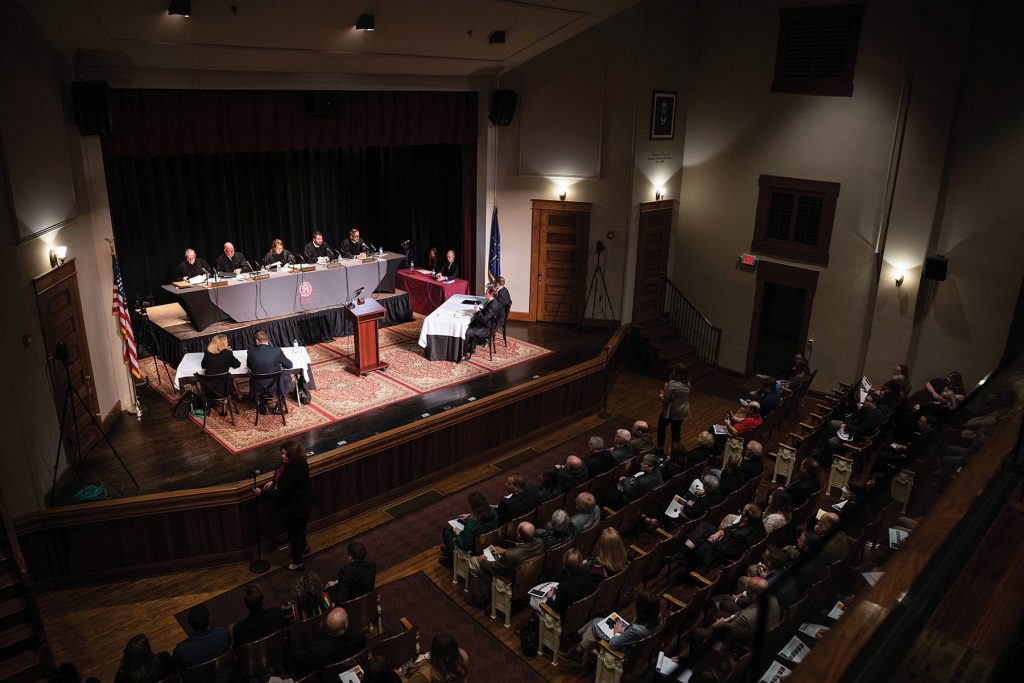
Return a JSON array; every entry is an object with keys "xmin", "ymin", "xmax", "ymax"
[
  {"xmin": 416, "ymin": 269, "xmax": 434, "ymax": 275},
  {"xmin": 713, "ymin": 424, "xmax": 729, "ymax": 435},
  {"xmin": 888, "ymin": 527, "xmax": 909, "ymax": 549},
  {"xmin": 656, "ymin": 651, "xmax": 681, "ymax": 676},
  {"xmin": 665, "ymin": 495, "xmax": 685, "ymax": 519},
  {"xmin": 778, "ymin": 635, "xmax": 809, "ymax": 663},
  {"xmin": 799, "ymin": 623, "xmax": 830, "ymax": 639},
  {"xmin": 861, "ymin": 571, "xmax": 884, "ymax": 586},
  {"xmin": 483, "ymin": 546, "xmax": 498, "ymax": 562},
  {"xmin": 448, "ymin": 518, "xmax": 464, "ymax": 534},
  {"xmin": 758, "ymin": 661, "xmax": 792, "ymax": 683},
  {"xmin": 837, "ymin": 426, "xmax": 853, "ymax": 441},
  {"xmin": 337, "ymin": 665, "xmax": 363, "ymax": 683},
  {"xmin": 597, "ymin": 612, "xmax": 628, "ymax": 640},
  {"xmin": 688, "ymin": 479, "xmax": 704, "ymax": 495},
  {"xmin": 187, "ymin": 274, "xmax": 206, "ymax": 285},
  {"xmin": 832, "ymin": 499, "xmax": 848, "ymax": 512},
  {"xmin": 827, "ymin": 601, "xmax": 845, "ymax": 620},
  {"xmin": 528, "ymin": 581, "xmax": 558, "ymax": 600}
]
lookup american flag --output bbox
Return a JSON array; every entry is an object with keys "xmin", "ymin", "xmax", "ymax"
[{"xmin": 112, "ymin": 254, "xmax": 141, "ymax": 379}]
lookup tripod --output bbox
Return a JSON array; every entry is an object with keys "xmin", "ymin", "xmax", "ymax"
[
  {"xmin": 582, "ymin": 242, "xmax": 616, "ymax": 326},
  {"xmin": 49, "ymin": 344, "xmax": 139, "ymax": 506},
  {"xmin": 137, "ymin": 304, "xmax": 171, "ymax": 387}
]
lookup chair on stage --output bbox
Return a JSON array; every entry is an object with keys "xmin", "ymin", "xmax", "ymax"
[
  {"xmin": 194, "ymin": 372, "xmax": 239, "ymax": 430},
  {"xmin": 499, "ymin": 302, "xmax": 511, "ymax": 347},
  {"xmin": 249, "ymin": 370, "xmax": 287, "ymax": 426}
]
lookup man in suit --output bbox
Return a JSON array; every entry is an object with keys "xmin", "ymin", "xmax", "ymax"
[
  {"xmin": 340, "ymin": 227, "xmax": 372, "ymax": 257},
  {"xmin": 827, "ymin": 391, "xmax": 885, "ymax": 454},
  {"xmin": 496, "ymin": 472, "xmax": 536, "ymax": 523},
  {"xmin": 680, "ymin": 504, "xmax": 766, "ymax": 572},
  {"xmin": 493, "ymin": 276, "xmax": 512, "ymax": 308},
  {"xmin": 248, "ymin": 328, "xmax": 294, "ymax": 401},
  {"xmin": 740, "ymin": 440, "xmax": 765, "ymax": 481},
  {"xmin": 215, "ymin": 242, "xmax": 249, "ymax": 274},
  {"xmin": 176, "ymin": 248, "xmax": 210, "ymax": 280},
  {"xmin": 467, "ymin": 521, "xmax": 545, "ymax": 608},
  {"xmin": 607, "ymin": 453, "xmax": 663, "ymax": 507},
  {"xmin": 305, "ymin": 607, "xmax": 366, "ymax": 669},
  {"xmin": 610, "ymin": 429, "xmax": 635, "ymax": 464},
  {"xmin": 629, "ymin": 420, "xmax": 655, "ymax": 454},
  {"xmin": 302, "ymin": 230, "xmax": 335, "ymax": 263},
  {"xmin": 173, "ymin": 605, "xmax": 231, "ymax": 667},
  {"xmin": 327, "ymin": 542, "xmax": 377, "ymax": 604},
  {"xmin": 583, "ymin": 435, "xmax": 616, "ymax": 476},
  {"xmin": 232, "ymin": 584, "xmax": 285, "ymax": 647},
  {"xmin": 556, "ymin": 454, "xmax": 589, "ymax": 491},
  {"xmin": 704, "ymin": 577, "xmax": 781, "ymax": 645},
  {"xmin": 435, "ymin": 249, "xmax": 459, "ymax": 280},
  {"xmin": 462, "ymin": 287, "xmax": 502, "ymax": 360}
]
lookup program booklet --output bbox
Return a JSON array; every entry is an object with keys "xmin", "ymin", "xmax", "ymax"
[
  {"xmin": 337, "ymin": 664, "xmax": 363, "ymax": 683},
  {"xmin": 448, "ymin": 518, "xmax": 465, "ymax": 534},
  {"xmin": 528, "ymin": 581, "xmax": 558, "ymax": 600},
  {"xmin": 665, "ymin": 494, "xmax": 685, "ymax": 519},
  {"xmin": 597, "ymin": 612, "xmax": 629, "ymax": 640}
]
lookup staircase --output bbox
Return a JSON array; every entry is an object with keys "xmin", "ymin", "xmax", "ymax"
[
  {"xmin": 634, "ymin": 275, "xmax": 721, "ymax": 383},
  {"xmin": 0, "ymin": 489, "xmax": 51, "ymax": 683}
]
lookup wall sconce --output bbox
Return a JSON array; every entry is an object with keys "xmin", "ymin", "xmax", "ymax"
[
  {"xmin": 895, "ymin": 272, "xmax": 905, "ymax": 287},
  {"xmin": 558, "ymin": 190, "xmax": 567, "ymax": 201},
  {"xmin": 49, "ymin": 245, "xmax": 67, "ymax": 268},
  {"xmin": 655, "ymin": 187, "xmax": 666, "ymax": 201}
]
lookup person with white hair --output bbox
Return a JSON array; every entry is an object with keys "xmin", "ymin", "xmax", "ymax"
[
  {"xmin": 535, "ymin": 508, "xmax": 576, "ymax": 549},
  {"xmin": 610, "ymin": 428, "xmax": 634, "ymax": 463},
  {"xmin": 176, "ymin": 248, "xmax": 210, "ymax": 280},
  {"xmin": 608, "ymin": 453, "xmax": 663, "ymax": 507},
  {"xmin": 584, "ymin": 436, "xmax": 616, "ymax": 476}
]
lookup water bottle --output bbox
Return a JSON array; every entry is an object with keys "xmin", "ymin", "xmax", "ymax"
[
  {"xmin": 293, "ymin": 338, "xmax": 298, "ymax": 350},
  {"xmin": 410, "ymin": 259, "xmax": 415, "ymax": 270}
]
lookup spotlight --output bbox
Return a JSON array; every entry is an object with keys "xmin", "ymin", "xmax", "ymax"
[
  {"xmin": 895, "ymin": 272, "xmax": 905, "ymax": 287},
  {"xmin": 489, "ymin": 30, "xmax": 507, "ymax": 44},
  {"xmin": 355, "ymin": 14, "xmax": 375, "ymax": 31},
  {"xmin": 168, "ymin": 0, "xmax": 191, "ymax": 17}
]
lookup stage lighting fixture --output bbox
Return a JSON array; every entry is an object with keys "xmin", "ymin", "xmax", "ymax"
[
  {"xmin": 355, "ymin": 14, "xmax": 375, "ymax": 31},
  {"xmin": 168, "ymin": 0, "xmax": 191, "ymax": 17}
]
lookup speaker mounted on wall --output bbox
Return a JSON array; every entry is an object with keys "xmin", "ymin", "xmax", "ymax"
[
  {"xmin": 924, "ymin": 254, "xmax": 948, "ymax": 281},
  {"xmin": 71, "ymin": 80, "xmax": 112, "ymax": 136},
  {"xmin": 488, "ymin": 89, "xmax": 517, "ymax": 126}
]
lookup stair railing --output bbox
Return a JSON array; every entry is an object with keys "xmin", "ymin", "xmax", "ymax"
[{"xmin": 661, "ymin": 275, "xmax": 722, "ymax": 370}]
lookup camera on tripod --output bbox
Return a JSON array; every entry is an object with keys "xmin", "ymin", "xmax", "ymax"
[{"xmin": 595, "ymin": 240, "xmax": 606, "ymax": 255}]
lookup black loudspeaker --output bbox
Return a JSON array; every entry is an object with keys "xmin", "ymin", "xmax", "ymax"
[
  {"xmin": 71, "ymin": 80, "xmax": 112, "ymax": 136},
  {"xmin": 924, "ymin": 255, "xmax": 948, "ymax": 281},
  {"xmin": 305, "ymin": 92, "xmax": 344, "ymax": 116},
  {"xmin": 488, "ymin": 90, "xmax": 517, "ymax": 126}
]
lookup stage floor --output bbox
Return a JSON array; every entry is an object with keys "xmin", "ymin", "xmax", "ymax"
[{"xmin": 52, "ymin": 321, "xmax": 614, "ymax": 504}]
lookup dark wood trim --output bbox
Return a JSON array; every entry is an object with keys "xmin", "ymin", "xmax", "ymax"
[
  {"xmin": 530, "ymin": 199, "xmax": 593, "ymax": 324},
  {"xmin": 530, "ymin": 199, "xmax": 592, "ymax": 212},
  {"xmin": 751, "ymin": 175, "xmax": 840, "ymax": 267},
  {"xmin": 639, "ymin": 199, "xmax": 674, "ymax": 212},
  {"xmin": 744, "ymin": 261, "xmax": 819, "ymax": 377},
  {"xmin": 32, "ymin": 257, "xmax": 78, "ymax": 296},
  {"xmin": 507, "ymin": 311, "xmax": 532, "ymax": 322}
]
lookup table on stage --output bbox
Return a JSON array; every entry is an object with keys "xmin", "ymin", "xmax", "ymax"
[
  {"xmin": 163, "ymin": 252, "xmax": 405, "ymax": 331},
  {"xmin": 418, "ymin": 294, "xmax": 485, "ymax": 361},
  {"xmin": 395, "ymin": 268, "xmax": 470, "ymax": 315},
  {"xmin": 173, "ymin": 347, "xmax": 316, "ymax": 405}
]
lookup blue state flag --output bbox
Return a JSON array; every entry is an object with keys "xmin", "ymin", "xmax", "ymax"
[{"xmin": 487, "ymin": 206, "xmax": 501, "ymax": 282}]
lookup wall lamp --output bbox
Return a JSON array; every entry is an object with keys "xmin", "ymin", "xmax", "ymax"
[
  {"xmin": 655, "ymin": 187, "xmax": 665, "ymax": 201},
  {"xmin": 168, "ymin": 0, "xmax": 190, "ymax": 17},
  {"xmin": 49, "ymin": 245, "xmax": 67, "ymax": 268},
  {"xmin": 355, "ymin": 14, "xmax": 375, "ymax": 30},
  {"xmin": 558, "ymin": 190, "xmax": 567, "ymax": 201},
  {"xmin": 895, "ymin": 272, "xmax": 905, "ymax": 287}
]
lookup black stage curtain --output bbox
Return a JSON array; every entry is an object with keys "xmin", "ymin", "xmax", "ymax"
[{"xmin": 102, "ymin": 90, "xmax": 477, "ymax": 302}]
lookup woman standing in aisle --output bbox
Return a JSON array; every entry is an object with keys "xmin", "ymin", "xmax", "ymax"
[
  {"xmin": 658, "ymin": 363, "xmax": 691, "ymax": 456},
  {"xmin": 256, "ymin": 440, "xmax": 314, "ymax": 570}
]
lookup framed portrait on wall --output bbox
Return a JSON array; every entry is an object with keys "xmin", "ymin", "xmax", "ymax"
[{"xmin": 649, "ymin": 91, "xmax": 677, "ymax": 140}]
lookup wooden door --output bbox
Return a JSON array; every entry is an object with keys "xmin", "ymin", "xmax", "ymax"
[
  {"xmin": 530, "ymin": 200, "xmax": 591, "ymax": 323},
  {"xmin": 632, "ymin": 200, "xmax": 673, "ymax": 323},
  {"xmin": 745, "ymin": 261, "xmax": 818, "ymax": 377},
  {"xmin": 33, "ymin": 259, "xmax": 101, "ymax": 462}
]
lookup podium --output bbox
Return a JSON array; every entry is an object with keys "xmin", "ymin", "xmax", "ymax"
[{"xmin": 344, "ymin": 298, "xmax": 389, "ymax": 376}]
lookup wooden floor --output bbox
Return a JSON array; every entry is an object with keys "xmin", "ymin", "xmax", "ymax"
[
  {"xmin": 53, "ymin": 320, "xmax": 612, "ymax": 503},
  {"xmin": 37, "ymin": 370, "xmax": 743, "ymax": 682}
]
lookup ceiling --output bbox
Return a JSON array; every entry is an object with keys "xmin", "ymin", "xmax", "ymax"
[{"xmin": 20, "ymin": 0, "xmax": 642, "ymax": 86}]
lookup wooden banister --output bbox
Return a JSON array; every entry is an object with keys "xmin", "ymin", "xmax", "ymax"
[{"xmin": 661, "ymin": 275, "xmax": 721, "ymax": 369}]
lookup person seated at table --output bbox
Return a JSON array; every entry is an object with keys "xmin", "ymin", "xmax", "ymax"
[
  {"xmin": 248, "ymin": 328, "xmax": 294, "ymax": 402},
  {"xmin": 202, "ymin": 334, "xmax": 241, "ymax": 375},
  {"xmin": 340, "ymin": 227, "xmax": 372, "ymax": 257},
  {"xmin": 215, "ymin": 242, "xmax": 248, "ymax": 274},
  {"xmin": 176, "ymin": 248, "xmax": 210, "ymax": 280},
  {"xmin": 426, "ymin": 246, "xmax": 439, "ymax": 271},
  {"xmin": 462, "ymin": 287, "xmax": 501, "ymax": 361},
  {"xmin": 263, "ymin": 238, "xmax": 296, "ymax": 268},
  {"xmin": 493, "ymin": 276, "xmax": 511, "ymax": 310},
  {"xmin": 302, "ymin": 230, "xmax": 334, "ymax": 263},
  {"xmin": 435, "ymin": 249, "xmax": 459, "ymax": 281}
]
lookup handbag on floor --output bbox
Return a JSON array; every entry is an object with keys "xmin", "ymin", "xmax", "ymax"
[{"xmin": 517, "ymin": 615, "xmax": 539, "ymax": 656}]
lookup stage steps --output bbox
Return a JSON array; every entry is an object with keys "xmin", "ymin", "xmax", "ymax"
[
  {"xmin": 634, "ymin": 317, "xmax": 715, "ymax": 382},
  {"xmin": 0, "ymin": 490, "xmax": 50, "ymax": 683}
]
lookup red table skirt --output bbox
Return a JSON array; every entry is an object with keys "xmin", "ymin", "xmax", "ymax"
[{"xmin": 395, "ymin": 269, "xmax": 470, "ymax": 315}]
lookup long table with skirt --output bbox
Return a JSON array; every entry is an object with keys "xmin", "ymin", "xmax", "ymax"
[
  {"xmin": 418, "ymin": 294, "xmax": 485, "ymax": 361},
  {"xmin": 173, "ymin": 347, "xmax": 315, "ymax": 407},
  {"xmin": 395, "ymin": 268, "xmax": 470, "ymax": 315},
  {"xmin": 163, "ymin": 252, "xmax": 405, "ymax": 331}
]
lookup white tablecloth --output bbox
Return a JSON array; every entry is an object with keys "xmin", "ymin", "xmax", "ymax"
[
  {"xmin": 173, "ymin": 347, "xmax": 312, "ymax": 390},
  {"xmin": 418, "ymin": 294, "xmax": 485, "ymax": 348}
]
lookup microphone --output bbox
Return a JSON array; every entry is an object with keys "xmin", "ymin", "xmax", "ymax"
[
  {"xmin": 244, "ymin": 260, "xmax": 255, "ymax": 273},
  {"xmin": 325, "ymin": 245, "xmax": 336, "ymax": 259},
  {"xmin": 286, "ymin": 253, "xmax": 295, "ymax": 265}
]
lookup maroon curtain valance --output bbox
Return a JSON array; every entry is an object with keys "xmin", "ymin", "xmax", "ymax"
[{"xmin": 103, "ymin": 89, "xmax": 478, "ymax": 158}]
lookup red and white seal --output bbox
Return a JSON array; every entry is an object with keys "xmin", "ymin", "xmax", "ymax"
[{"xmin": 298, "ymin": 281, "xmax": 313, "ymax": 298}]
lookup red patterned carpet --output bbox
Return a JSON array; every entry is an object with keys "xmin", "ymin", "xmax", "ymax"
[{"xmin": 138, "ymin": 317, "xmax": 552, "ymax": 454}]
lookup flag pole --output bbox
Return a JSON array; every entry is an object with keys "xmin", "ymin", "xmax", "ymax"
[{"xmin": 107, "ymin": 238, "xmax": 143, "ymax": 421}]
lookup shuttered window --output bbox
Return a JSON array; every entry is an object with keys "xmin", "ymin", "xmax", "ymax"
[
  {"xmin": 772, "ymin": 5, "xmax": 864, "ymax": 97},
  {"xmin": 752, "ymin": 176, "xmax": 840, "ymax": 266}
]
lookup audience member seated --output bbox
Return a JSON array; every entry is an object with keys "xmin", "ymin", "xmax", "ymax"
[
  {"xmin": 749, "ymin": 376, "xmax": 782, "ymax": 415},
  {"xmin": 173, "ymin": 605, "xmax": 231, "ymax": 667},
  {"xmin": 882, "ymin": 365, "xmax": 912, "ymax": 402},
  {"xmin": 785, "ymin": 530, "xmax": 828, "ymax": 592},
  {"xmin": 531, "ymin": 548, "xmax": 597, "ymax": 616},
  {"xmin": 937, "ymin": 390, "xmax": 1016, "ymax": 474},
  {"xmin": 906, "ymin": 370, "xmax": 966, "ymax": 409},
  {"xmin": 570, "ymin": 492, "xmax": 601, "ymax": 533},
  {"xmin": 467, "ymin": 522, "xmax": 544, "ymax": 608},
  {"xmin": 681, "ymin": 474, "xmax": 723, "ymax": 520},
  {"xmin": 784, "ymin": 458, "xmax": 822, "ymax": 508},
  {"xmin": 533, "ymin": 467, "xmax": 562, "ymax": 502},
  {"xmin": 586, "ymin": 527, "xmax": 629, "ymax": 581},
  {"xmin": 304, "ymin": 607, "xmax": 366, "ymax": 670},
  {"xmin": 364, "ymin": 655, "xmax": 402, "ymax": 683},
  {"xmin": 556, "ymin": 455, "xmax": 589, "ymax": 491},
  {"xmin": 327, "ymin": 542, "xmax": 376, "ymax": 604},
  {"xmin": 724, "ymin": 402, "xmax": 763, "ymax": 437},
  {"xmin": 815, "ymin": 512, "xmax": 849, "ymax": 565},
  {"xmin": 440, "ymin": 491, "xmax": 501, "ymax": 567},
  {"xmin": 281, "ymin": 572, "xmax": 332, "ymax": 623},
  {"xmin": 401, "ymin": 632, "xmax": 468, "ymax": 683},
  {"xmin": 739, "ymin": 440, "xmax": 765, "ymax": 481},
  {"xmin": 693, "ymin": 577, "xmax": 780, "ymax": 646},
  {"xmin": 535, "ymin": 509, "xmax": 576, "ymax": 549},
  {"xmin": 496, "ymin": 472, "xmax": 537, "ymax": 523},
  {"xmin": 583, "ymin": 436, "xmax": 616, "ymax": 476},
  {"xmin": 840, "ymin": 474, "xmax": 892, "ymax": 538},
  {"xmin": 873, "ymin": 414, "xmax": 936, "ymax": 476},
  {"xmin": 629, "ymin": 420, "xmax": 655, "ymax": 454},
  {"xmin": 573, "ymin": 590, "xmax": 662, "ymax": 662},
  {"xmin": 683, "ymin": 431, "xmax": 716, "ymax": 469},
  {"xmin": 115, "ymin": 634, "xmax": 175, "ymax": 683},
  {"xmin": 232, "ymin": 584, "xmax": 285, "ymax": 647},
  {"xmin": 659, "ymin": 444, "xmax": 688, "ymax": 480},
  {"xmin": 788, "ymin": 358, "xmax": 812, "ymax": 392},
  {"xmin": 827, "ymin": 391, "xmax": 885, "ymax": 455},
  {"xmin": 675, "ymin": 504, "xmax": 766, "ymax": 573},
  {"xmin": 720, "ymin": 488, "xmax": 790, "ymax": 534},
  {"xmin": 717, "ymin": 462, "xmax": 745, "ymax": 496},
  {"xmin": 610, "ymin": 429, "xmax": 635, "ymax": 463},
  {"xmin": 606, "ymin": 453, "xmax": 663, "ymax": 508},
  {"xmin": 739, "ymin": 545, "xmax": 798, "ymax": 608}
]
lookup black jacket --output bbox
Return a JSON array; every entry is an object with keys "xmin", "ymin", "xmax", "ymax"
[
  {"xmin": 263, "ymin": 463, "xmax": 313, "ymax": 518},
  {"xmin": 340, "ymin": 238, "xmax": 371, "ymax": 256},
  {"xmin": 585, "ymin": 449, "xmax": 617, "ymax": 477},
  {"xmin": 215, "ymin": 252, "xmax": 248, "ymax": 273},
  {"xmin": 557, "ymin": 463, "xmax": 590, "ymax": 491},
  {"xmin": 263, "ymin": 249, "xmax": 296, "ymax": 267},
  {"xmin": 176, "ymin": 258, "xmax": 210, "ymax": 280},
  {"xmin": 439, "ymin": 260, "xmax": 459, "ymax": 279},
  {"xmin": 201, "ymin": 349, "xmax": 241, "ymax": 375},
  {"xmin": 232, "ymin": 608, "xmax": 285, "ymax": 647},
  {"xmin": 547, "ymin": 567, "xmax": 597, "ymax": 616},
  {"xmin": 497, "ymin": 490, "xmax": 537, "ymax": 523},
  {"xmin": 332, "ymin": 560, "xmax": 377, "ymax": 603},
  {"xmin": 740, "ymin": 456, "xmax": 764, "ymax": 481},
  {"xmin": 248, "ymin": 344, "xmax": 294, "ymax": 375}
]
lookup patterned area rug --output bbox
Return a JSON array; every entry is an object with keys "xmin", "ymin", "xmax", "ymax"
[{"xmin": 139, "ymin": 317, "xmax": 552, "ymax": 454}]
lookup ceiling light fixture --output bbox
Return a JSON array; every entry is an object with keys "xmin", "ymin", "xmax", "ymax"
[
  {"xmin": 355, "ymin": 14, "xmax": 375, "ymax": 31},
  {"xmin": 168, "ymin": 0, "xmax": 191, "ymax": 17}
]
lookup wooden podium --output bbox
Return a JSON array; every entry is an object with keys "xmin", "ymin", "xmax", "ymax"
[{"xmin": 344, "ymin": 298, "xmax": 389, "ymax": 376}]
